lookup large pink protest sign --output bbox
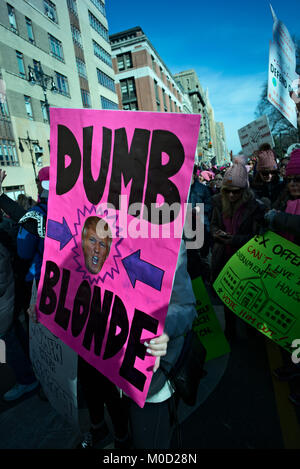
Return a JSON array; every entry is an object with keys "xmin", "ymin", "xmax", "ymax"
[{"xmin": 36, "ymin": 108, "xmax": 201, "ymax": 407}]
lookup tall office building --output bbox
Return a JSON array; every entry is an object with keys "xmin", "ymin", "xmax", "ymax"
[
  {"xmin": 109, "ymin": 27, "xmax": 193, "ymax": 115},
  {"xmin": 0, "ymin": 0, "xmax": 117, "ymax": 199},
  {"xmin": 173, "ymin": 70, "xmax": 210, "ymax": 164}
]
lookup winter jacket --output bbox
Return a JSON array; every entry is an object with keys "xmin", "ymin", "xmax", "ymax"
[
  {"xmin": 250, "ymin": 178, "xmax": 282, "ymax": 207},
  {"xmin": 188, "ymin": 180, "xmax": 212, "ymax": 230},
  {"xmin": 147, "ymin": 238, "xmax": 197, "ymax": 397},
  {"xmin": 210, "ymin": 193, "xmax": 266, "ymax": 282},
  {"xmin": 0, "ymin": 193, "xmax": 46, "ymax": 237},
  {"xmin": 0, "ymin": 242, "xmax": 14, "ymax": 337},
  {"xmin": 17, "ymin": 201, "xmax": 47, "ymax": 282}
]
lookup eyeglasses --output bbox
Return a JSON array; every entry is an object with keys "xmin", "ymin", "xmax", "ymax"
[
  {"xmin": 287, "ymin": 176, "xmax": 300, "ymax": 184},
  {"xmin": 223, "ymin": 188, "xmax": 242, "ymax": 194}
]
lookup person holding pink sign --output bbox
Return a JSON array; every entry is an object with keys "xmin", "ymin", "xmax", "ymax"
[{"xmin": 76, "ymin": 239, "xmax": 197, "ymax": 449}]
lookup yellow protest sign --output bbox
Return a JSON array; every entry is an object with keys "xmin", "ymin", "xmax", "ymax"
[{"xmin": 213, "ymin": 231, "xmax": 300, "ymax": 353}]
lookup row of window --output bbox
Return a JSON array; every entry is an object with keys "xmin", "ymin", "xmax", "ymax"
[
  {"xmin": 90, "ymin": 0, "xmax": 106, "ymax": 17},
  {"xmin": 24, "ymin": 95, "xmax": 48, "ymax": 122},
  {"xmin": 8, "ymin": 1, "xmax": 57, "ymax": 34},
  {"xmin": 0, "ymin": 139, "xmax": 19, "ymax": 167},
  {"xmin": 97, "ymin": 69, "xmax": 115, "ymax": 92},
  {"xmin": 89, "ymin": 11, "xmax": 109, "ymax": 42}
]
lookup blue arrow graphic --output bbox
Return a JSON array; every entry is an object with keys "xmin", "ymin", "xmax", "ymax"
[
  {"xmin": 47, "ymin": 218, "xmax": 73, "ymax": 250},
  {"xmin": 122, "ymin": 250, "xmax": 164, "ymax": 291}
]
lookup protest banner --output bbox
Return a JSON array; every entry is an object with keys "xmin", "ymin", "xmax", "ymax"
[
  {"xmin": 238, "ymin": 115, "xmax": 274, "ymax": 156},
  {"xmin": 192, "ymin": 277, "xmax": 230, "ymax": 362},
  {"xmin": 213, "ymin": 231, "xmax": 300, "ymax": 353},
  {"xmin": 267, "ymin": 5, "xmax": 299, "ymax": 128},
  {"xmin": 36, "ymin": 108, "xmax": 201, "ymax": 408}
]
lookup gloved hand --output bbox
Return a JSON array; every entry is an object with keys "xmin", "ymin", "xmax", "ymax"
[{"xmin": 264, "ymin": 209, "xmax": 278, "ymax": 229}]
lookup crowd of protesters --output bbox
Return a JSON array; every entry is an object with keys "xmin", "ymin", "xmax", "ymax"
[{"xmin": 0, "ymin": 140, "xmax": 300, "ymax": 449}]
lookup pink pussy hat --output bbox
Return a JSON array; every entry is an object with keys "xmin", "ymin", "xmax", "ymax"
[
  {"xmin": 286, "ymin": 149, "xmax": 300, "ymax": 176},
  {"xmin": 38, "ymin": 166, "xmax": 50, "ymax": 191},
  {"xmin": 222, "ymin": 157, "xmax": 249, "ymax": 188},
  {"xmin": 201, "ymin": 171, "xmax": 213, "ymax": 181},
  {"xmin": 257, "ymin": 149, "xmax": 277, "ymax": 171}
]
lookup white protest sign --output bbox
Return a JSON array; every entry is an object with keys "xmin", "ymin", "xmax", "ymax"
[
  {"xmin": 267, "ymin": 5, "xmax": 299, "ymax": 128},
  {"xmin": 29, "ymin": 280, "xmax": 79, "ymax": 427},
  {"xmin": 238, "ymin": 115, "xmax": 274, "ymax": 156}
]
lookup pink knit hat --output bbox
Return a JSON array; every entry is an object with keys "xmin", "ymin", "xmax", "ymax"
[
  {"xmin": 222, "ymin": 157, "xmax": 249, "ymax": 188},
  {"xmin": 286, "ymin": 149, "xmax": 300, "ymax": 176},
  {"xmin": 38, "ymin": 166, "xmax": 50, "ymax": 190},
  {"xmin": 201, "ymin": 171, "xmax": 214, "ymax": 181},
  {"xmin": 257, "ymin": 150, "xmax": 277, "ymax": 171}
]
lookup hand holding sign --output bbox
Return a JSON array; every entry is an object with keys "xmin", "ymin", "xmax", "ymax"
[{"xmin": 144, "ymin": 333, "xmax": 170, "ymax": 373}]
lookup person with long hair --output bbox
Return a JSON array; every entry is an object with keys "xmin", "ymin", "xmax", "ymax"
[
  {"xmin": 251, "ymin": 144, "xmax": 281, "ymax": 208},
  {"xmin": 210, "ymin": 158, "xmax": 266, "ymax": 340},
  {"xmin": 264, "ymin": 148, "xmax": 300, "ymax": 406}
]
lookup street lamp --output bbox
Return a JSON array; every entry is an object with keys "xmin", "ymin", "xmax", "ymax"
[
  {"xmin": 18, "ymin": 131, "xmax": 43, "ymax": 180},
  {"xmin": 27, "ymin": 63, "xmax": 57, "ymax": 122}
]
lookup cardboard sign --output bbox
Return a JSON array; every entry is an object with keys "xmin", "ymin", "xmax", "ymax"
[
  {"xmin": 29, "ymin": 279, "xmax": 78, "ymax": 425},
  {"xmin": 29, "ymin": 321, "xmax": 79, "ymax": 426},
  {"xmin": 238, "ymin": 115, "xmax": 274, "ymax": 156},
  {"xmin": 36, "ymin": 108, "xmax": 201, "ymax": 408},
  {"xmin": 192, "ymin": 277, "xmax": 230, "ymax": 362},
  {"xmin": 213, "ymin": 231, "xmax": 300, "ymax": 353}
]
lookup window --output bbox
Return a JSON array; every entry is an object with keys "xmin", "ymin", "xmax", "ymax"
[
  {"xmin": 101, "ymin": 96, "xmax": 118, "ymax": 110},
  {"xmin": 151, "ymin": 55, "xmax": 156, "ymax": 73},
  {"xmin": 123, "ymin": 102, "xmax": 138, "ymax": 111},
  {"xmin": 76, "ymin": 58, "xmax": 87, "ymax": 78},
  {"xmin": 88, "ymin": 11, "xmax": 109, "ymax": 42},
  {"xmin": 90, "ymin": 0, "xmax": 106, "ymax": 17},
  {"xmin": 81, "ymin": 89, "xmax": 91, "ymax": 108},
  {"xmin": 33, "ymin": 60, "xmax": 41, "ymax": 73},
  {"xmin": 41, "ymin": 101, "xmax": 49, "ymax": 122},
  {"xmin": 55, "ymin": 72, "xmax": 69, "ymax": 96},
  {"xmin": 0, "ymin": 139, "xmax": 19, "ymax": 167},
  {"xmin": 71, "ymin": 25, "xmax": 82, "ymax": 48},
  {"xmin": 0, "ymin": 99, "xmax": 9, "ymax": 118},
  {"xmin": 7, "ymin": 4, "xmax": 17, "ymax": 33},
  {"xmin": 44, "ymin": 0, "xmax": 58, "ymax": 23},
  {"xmin": 24, "ymin": 96, "xmax": 33, "ymax": 119},
  {"xmin": 67, "ymin": 0, "xmax": 78, "ymax": 16},
  {"xmin": 49, "ymin": 34, "xmax": 64, "ymax": 61},
  {"xmin": 120, "ymin": 78, "xmax": 137, "ymax": 109},
  {"xmin": 154, "ymin": 80, "xmax": 160, "ymax": 110},
  {"xmin": 16, "ymin": 51, "xmax": 26, "ymax": 79},
  {"xmin": 93, "ymin": 40, "xmax": 112, "ymax": 67},
  {"xmin": 117, "ymin": 53, "xmax": 133, "ymax": 72},
  {"xmin": 3, "ymin": 185, "xmax": 25, "ymax": 198},
  {"xmin": 97, "ymin": 69, "xmax": 115, "ymax": 92},
  {"xmin": 162, "ymin": 89, "xmax": 167, "ymax": 112},
  {"xmin": 25, "ymin": 18, "xmax": 35, "ymax": 44}
]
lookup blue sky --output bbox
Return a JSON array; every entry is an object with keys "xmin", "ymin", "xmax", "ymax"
[{"xmin": 106, "ymin": 0, "xmax": 300, "ymax": 154}]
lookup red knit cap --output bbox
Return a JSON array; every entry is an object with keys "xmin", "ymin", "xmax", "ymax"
[
  {"xmin": 257, "ymin": 150, "xmax": 277, "ymax": 171},
  {"xmin": 38, "ymin": 166, "xmax": 50, "ymax": 190},
  {"xmin": 286, "ymin": 149, "xmax": 300, "ymax": 176}
]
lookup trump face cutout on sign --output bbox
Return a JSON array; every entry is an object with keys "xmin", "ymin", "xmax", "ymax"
[{"xmin": 82, "ymin": 216, "xmax": 112, "ymax": 275}]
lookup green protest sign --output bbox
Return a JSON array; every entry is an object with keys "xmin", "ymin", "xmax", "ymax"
[
  {"xmin": 213, "ymin": 231, "xmax": 300, "ymax": 353},
  {"xmin": 192, "ymin": 276, "xmax": 230, "ymax": 361}
]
